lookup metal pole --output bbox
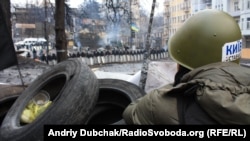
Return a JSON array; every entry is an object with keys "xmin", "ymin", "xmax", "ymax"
[
  {"xmin": 44, "ymin": 0, "xmax": 49, "ymax": 64},
  {"xmin": 139, "ymin": 0, "xmax": 156, "ymax": 90},
  {"xmin": 130, "ymin": 0, "xmax": 133, "ymax": 49}
]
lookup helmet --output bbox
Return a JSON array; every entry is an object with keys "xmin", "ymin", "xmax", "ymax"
[{"xmin": 168, "ymin": 9, "xmax": 242, "ymax": 70}]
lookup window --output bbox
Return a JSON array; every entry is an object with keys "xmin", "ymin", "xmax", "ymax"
[
  {"xmin": 247, "ymin": 0, "xmax": 250, "ymax": 9},
  {"xmin": 234, "ymin": 2, "xmax": 239, "ymax": 11},
  {"xmin": 242, "ymin": 18, "xmax": 244, "ymax": 30},
  {"xmin": 247, "ymin": 18, "xmax": 250, "ymax": 30}
]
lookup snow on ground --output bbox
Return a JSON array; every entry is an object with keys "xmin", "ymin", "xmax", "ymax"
[
  {"xmin": 1, "ymin": 55, "xmax": 249, "ymax": 93},
  {"xmin": 92, "ymin": 60, "xmax": 178, "ymax": 93},
  {"xmin": 92, "ymin": 62, "xmax": 142, "ymax": 75},
  {"xmin": 0, "ymin": 56, "xmax": 50, "ymax": 85},
  {"xmin": 0, "ymin": 55, "xmax": 178, "ymax": 93}
]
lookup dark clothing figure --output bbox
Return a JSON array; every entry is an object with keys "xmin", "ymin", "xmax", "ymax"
[
  {"xmin": 123, "ymin": 62, "xmax": 250, "ymax": 124},
  {"xmin": 32, "ymin": 49, "xmax": 37, "ymax": 59},
  {"xmin": 26, "ymin": 52, "xmax": 31, "ymax": 58}
]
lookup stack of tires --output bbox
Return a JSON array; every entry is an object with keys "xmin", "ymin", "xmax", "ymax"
[{"xmin": 0, "ymin": 58, "xmax": 145, "ymax": 141}]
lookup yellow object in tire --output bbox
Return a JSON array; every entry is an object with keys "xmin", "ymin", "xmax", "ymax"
[{"xmin": 21, "ymin": 101, "xmax": 52, "ymax": 124}]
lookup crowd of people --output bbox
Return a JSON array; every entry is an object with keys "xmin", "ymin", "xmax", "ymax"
[{"xmin": 22, "ymin": 47, "xmax": 169, "ymax": 66}]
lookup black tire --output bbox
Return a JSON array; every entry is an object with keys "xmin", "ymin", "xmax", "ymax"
[
  {"xmin": 0, "ymin": 84, "xmax": 26, "ymax": 126},
  {"xmin": 0, "ymin": 58, "xmax": 99, "ymax": 141},
  {"xmin": 86, "ymin": 78, "xmax": 146, "ymax": 125},
  {"xmin": 0, "ymin": 95, "xmax": 18, "ymax": 126}
]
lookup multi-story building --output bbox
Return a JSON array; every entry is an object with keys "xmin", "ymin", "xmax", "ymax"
[
  {"xmin": 213, "ymin": 0, "xmax": 250, "ymax": 48},
  {"xmin": 164, "ymin": 0, "xmax": 250, "ymax": 48},
  {"xmin": 12, "ymin": 2, "xmax": 55, "ymax": 43},
  {"xmin": 192, "ymin": 0, "xmax": 212, "ymax": 13},
  {"xmin": 163, "ymin": 0, "xmax": 192, "ymax": 47}
]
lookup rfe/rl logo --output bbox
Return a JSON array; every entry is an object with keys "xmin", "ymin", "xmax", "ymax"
[{"xmin": 222, "ymin": 39, "xmax": 242, "ymax": 62}]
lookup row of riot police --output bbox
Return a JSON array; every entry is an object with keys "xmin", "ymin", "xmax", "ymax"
[
  {"xmin": 29, "ymin": 48, "xmax": 168, "ymax": 66},
  {"xmin": 67, "ymin": 48, "xmax": 168, "ymax": 66}
]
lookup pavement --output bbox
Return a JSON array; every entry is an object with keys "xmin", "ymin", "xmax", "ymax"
[{"xmin": 0, "ymin": 55, "xmax": 171, "ymax": 83}]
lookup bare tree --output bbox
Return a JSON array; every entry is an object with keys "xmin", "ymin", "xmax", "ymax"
[
  {"xmin": 79, "ymin": 0, "xmax": 101, "ymax": 19},
  {"xmin": 55, "ymin": 0, "xmax": 68, "ymax": 62},
  {"xmin": 104, "ymin": 0, "xmax": 129, "ymax": 23},
  {"xmin": 104, "ymin": 0, "xmax": 131, "ymax": 48}
]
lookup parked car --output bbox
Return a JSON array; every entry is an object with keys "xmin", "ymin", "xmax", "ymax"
[{"xmin": 14, "ymin": 41, "xmax": 25, "ymax": 50}]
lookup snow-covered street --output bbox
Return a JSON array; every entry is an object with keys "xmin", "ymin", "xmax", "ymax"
[
  {"xmin": 1, "ymin": 55, "xmax": 249, "ymax": 93},
  {"xmin": 0, "ymin": 56, "xmax": 173, "ymax": 84}
]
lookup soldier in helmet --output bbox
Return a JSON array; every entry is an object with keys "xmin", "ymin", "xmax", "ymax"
[{"xmin": 123, "ymin": 9, "xmax": 250, "ymax": 125}]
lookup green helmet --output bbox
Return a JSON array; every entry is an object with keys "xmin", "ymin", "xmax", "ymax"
[{"xmin": 168, "ymin": 9, "xmax": 242, "ymax": 70}]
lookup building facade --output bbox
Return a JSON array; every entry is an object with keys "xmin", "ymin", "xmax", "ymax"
[{"xmin": 164, "ymin": 0, "xmax": 250, "ymax": 48}]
